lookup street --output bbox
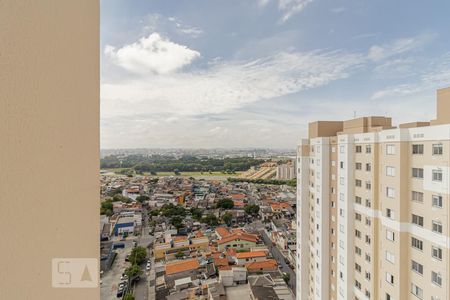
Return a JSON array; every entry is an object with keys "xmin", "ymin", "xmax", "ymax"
[{"xmin": 259, "ymin": 229, "xmax": 296, "ymax": 295}]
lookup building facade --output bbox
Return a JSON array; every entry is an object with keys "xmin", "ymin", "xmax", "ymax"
[{"xmin": 296, "ymin": 87, "xmax": 450, "ymax": 300}]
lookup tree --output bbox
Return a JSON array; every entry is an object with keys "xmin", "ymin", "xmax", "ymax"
[
  {"xmin": 100, "ymin": 199, "xmax": 113, "ymax": 216},
  {"xmin": 174, "ymin": 251, "xmax": 185, "ymax": 259},
  {"xmin": 171, "ymin": 216, "xmax": 184, "ymax": 229},
  {"xmin": 244, "ymin": 204, "xmax": 260, "ymax": 216},
  {"xmin": 124, "ymin": 264, "xmax": 142, "ymax": 279},
  {"xmin": 222, "ymin": 212, "xmax": 233, "ymax": 226},
  {"xmin": 128, "ymin": 246, "xmax": 147, "ymax": 265},
  {"xmin": 190, "ymin": 208, "xmax": 204, "ymax": 221},
  {"xmin": 123, "ymin": 293, "xmax": 135, "ymax": 300},
  {"xmin": 282, "ymin": 273, "xmax": 290, "ymax": 284},
  {"xmin": 202, "ymin": 214, "xmax": 219, "ymax": 226},
  {"xmin": 136, "ymin": 195, "xmax": 149, "ymax": 203},
  {"xmin": 216, "ymin": 199, "xmax": 234, "ymax": 210},
  {"xmin": 113, "ymin": 193, "xmax": 131, "ymax": 203}
]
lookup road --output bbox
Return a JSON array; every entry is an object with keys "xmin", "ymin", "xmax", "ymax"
[
  {"xmin": 259, "ymin": 229, "xmax": 296, "ymax": 295},
  {"xmin": 134, "ymin": 207, "xmax": 154, "ymax": 300}
]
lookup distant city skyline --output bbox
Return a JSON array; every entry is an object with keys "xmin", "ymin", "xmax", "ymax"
[{"xmin": 101, "ymin": 0, "xmax": 450, "ymax": 149}]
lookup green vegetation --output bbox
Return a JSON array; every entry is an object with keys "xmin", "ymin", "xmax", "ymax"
[
  {"xmin": 101, "ymin": 155, "xmax": 261, "ymax": 173},
  {"xmin": 128, "ymin": 246, "xmax": 147, "ymax": 265},
  {"xmin": 123, "ymin": 293, "xmax": 135, "ymax": 300},
  {"xmin": 113, "ymin": 193, "xmax": 132, "ymax": 203},
  {"xmin": 100, "ymin": 199, "xmax": 113, "ymax": 216},
  {"xmin": 222, "ymin": 212, "xmax": 233, "ymax": 226},
  {"xmin": 244, "ymin": 204, "xmax": 260, "ymax": 216},
  {"xmin": 190, "ymin": 208, "xmax": 204, "ymax": 221},
  {"xmin": 160, "ymin": 203, "xmax": 187, "ymax": 217},
  {"xmin": 282, "ymin": 273, "xmax": 291, "ymax": 284},
  {"xmin": 135, "ymin": 195, "xmax": 149, "ymax": 203},
  {"xmin": 202, "ymin": 214, "xmax": 219, "ymax": 226},
  {"xmin": 216, "ymin": 198, "xmax": 234, "ymax": 210},
  {"xmin": 227, "ymin": 177, "xmax": 296, "ymax": 187},
  {"xmin": 174, "ymin": 251, "xmax": 185, "ymax": 259},
  {"xmin": 171, "ymin": 216, "xmax": 184, "ymax": 229},
  {"xmin": 124, "ymin": 264, "xmax": 143, "ymax": 278}
]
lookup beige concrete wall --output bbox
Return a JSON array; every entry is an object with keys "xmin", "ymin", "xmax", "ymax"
[
  {"xmin": 309, "ymin": 121, "xmax": 343, "ymax": 139},
  {"xmin": 0, "ymin": 1, "xmax": 99, "ymax": 299}
]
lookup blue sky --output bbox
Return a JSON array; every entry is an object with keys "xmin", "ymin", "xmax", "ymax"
[{"xmin": 100, "ymin": 0, "xmax": 450, "ymax": 149}]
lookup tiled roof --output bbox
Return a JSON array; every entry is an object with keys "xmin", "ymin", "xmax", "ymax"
[
  {"xmin": 235, "ymin": 251, "xmax": 267, "ymax": 259},
  {"xmin": 165, "ymin": 259, "xmax": 200, "ymax": 275},
  {"xmin": 231, "ymin": 194, "xmax": 246, "ymax": 200},
  {"xmin": 217, "ymin": 233, "xmax": 258, "ymax": 245},
  {"xmin": 246, "ymin": 259, "xmax": 277, "ymax": 271},
  {"xmin": 215, "ymin": 227, "xmax": 230, "ymax": 238},
  {"xmin": 213, "ymin": 257, "xmax": 229, "ymax": 267}
]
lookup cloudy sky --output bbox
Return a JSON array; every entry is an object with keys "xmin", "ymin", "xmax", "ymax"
[{"xmin": 101, "ymin": 0, "xmax": 450, "ymax": 149}]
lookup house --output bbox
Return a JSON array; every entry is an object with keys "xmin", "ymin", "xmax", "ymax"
[
  {"xmin": 235, "ymin": 251, "xmax": 267, "ymax": 266},
  {"xmin": 154, "ymin": 235, "xmax": 209, "ymax": 260},
  {"xmin": 246, "ymin": 259, "xmax": 278, "ymax": 273},
  {"xmin": 215, "ymin": 227, "xmax": 230, "ymax": 239},
  {"xmin": 217, "ymin": 233, "xmax": 258, "ymax": 252},
  {"xmin": 165, "ymin": 259, "xmax": 200, "ymax": 276},
  {"xmin": 219, "ymin": 267, "xmax": 247, "ymax": 287}
]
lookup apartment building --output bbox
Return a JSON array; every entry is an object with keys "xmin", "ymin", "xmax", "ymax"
[{"xmin": 296, "ymin": 87, "xmax": 450, "ymax": 300}]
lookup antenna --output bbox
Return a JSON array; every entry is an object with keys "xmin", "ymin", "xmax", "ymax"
[{"xmin": 353, "ymin": 111, "xmax": 357, "ymax": 118}]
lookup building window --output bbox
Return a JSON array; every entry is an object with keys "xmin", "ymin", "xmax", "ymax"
[
  {"xmin": 365, "ymin": 235, "xmax": 371, "ymax": 244},
  {"xmin": 386, "ymin": 187, "xmax": 395, "ymax": 198},
  {"xmin": 385, "ymin": 251, "xmax": 395, "ymax": 264},
  {"xmin": 355, "ymin": 213, "xmax": 362, "ymax": 221},
  {"xmin": 411, "ymin": 260, "xmax": 423, "ymax": 275},
  {"xmin": 355, "ymin": 280, "xmax": 361, "ymax": 290},
  {"xmin": 432, "ymin": 169, "xmax": 443, "ymax": 182},
  {"xmin": 366, "ymin": 145, "xmax": 372, "ymax": 153},
  {"xmin": 355, "ymin": 263, "xmax": 361, "ymax": 273},
  {"xmin": 412, "ymin": 191, "xmax": 424, "ymax": 203},
  {"xmin": 432, "ymin": 246, "xmax": 442, "ymax": 260},
  {"xmin": 386, "ymin": 230, "xmax": 395, "ymax": 241},
  {"xmin": 386, "ymin": 272, "xmax": 394, "ymax": 285},
  {"xmin": 386, "ymin": 166, "xmax": 396, "ymax": 176},
  {"xmin": 411, "ymin": 214, "xmax": 424, "ymax": 227},
  {"xmin": 356, "ymin": 179, "xmax": 362, "ymax": 187},
  {"xmin": 412, "ymin": 168, "xmax": 424, "ymax": 179},
  {"xmin": 432, "ymin": 195, "xmax": 443, "ymax": 208},
  {"xmin": 433, "ymin": 144, "xmax": 443, "ymax": 155},
  {"xmin": 365, "ymin": 217, "xmax": 371, "ymax": 226},
  {"xmin": 356, "ymin": 145, "xmax": 362, "ymax": 153},
  {"xmin": 355, "ymin": 196, "xmax": 362, "ymax": 204},
  {"xmin": 365, "ymin": 253, "xmax": 371, "ymax": 262},
  {"xmin": 386, "ymin": 208, "xmax": 394, "ymax": 219},
  {"xmin": 411, "ymin": 237, "xmax": 423, "ymax": 250},
  {"xmin": 365, "ymin": 272, "xmax": 371, "ymax": 281},
  {"xmin": 365, "ymin": 181, "xmax": 371, "ymax": 190},
  {"xmin": 356, "ymin": 162, "xmax": 362, "ymax": 170},
  {"xmin": 411, "ymin": 283, "xmax": 423, "ymax": 299},
  {"xmin": 355, "ymin": 246, "xmax": 362, "ymax": 256},
  {"xmin": 432, "ymin": 221, "xmax": 443, "ymax": 234},
  {"xmin": 431, "ymin": 271, "xmax": 442, "ymax": 287},
  {"xmin": 366, "ymin": 163, "xmax": 371, "ymax": 172},
  {"xmin": 340, "ymin": 161, "xmax": 344, "ymax": 169},
  {"xmin": 412, "ymin": 144, "xmax": 424, "ymax": 155},
  {"xmin": 386, "ymin": 144, "xmax": 396, "ymax": 155},
  {"xmin": 386, "ymin": 293, "xmax": 392, "ymax": 300},
  {"xmin": 365, "ymin": 198, "xmax": 371, "ymax": 208},
  {"xmin": 355, "ymin": 229, "xmax": 361, "ymax": 238}
]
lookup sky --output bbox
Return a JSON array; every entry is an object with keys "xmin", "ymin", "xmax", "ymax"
[{"xmin": 100, "ymin": 0, "xmax": 450, "ymax": 149}]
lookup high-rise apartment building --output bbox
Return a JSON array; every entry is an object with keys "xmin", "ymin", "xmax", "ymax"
[{"xmin": 296, "ymin": 87, "xmax": 450, "ymax": 300}]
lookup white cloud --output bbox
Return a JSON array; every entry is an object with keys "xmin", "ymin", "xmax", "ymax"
[
  {"xmin": 102, "ymin": 49, "xmax": 364, "ymax": 119},
  {"xmin": 368, "ymin": 33, "xmax": 435, "ymax": 62},
  {"xmin": 278, "ymin": 0, "xmax": 314, "ymax": 22},
  {"xmin": 104, "ymin": 33, "xmax": 200, "ymax": 75},
  {"xmin": 257, "ymin": 0, "xmax": 313, "ymax": 22},
  {"xmin": 371, "ymin": 52, "xmax": 450, "ymax": 100}
]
